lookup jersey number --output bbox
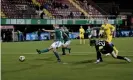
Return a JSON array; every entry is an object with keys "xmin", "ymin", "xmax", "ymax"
[{"xmin": 96, "ymin": 41, "xmax": 105, "ymax": 46}]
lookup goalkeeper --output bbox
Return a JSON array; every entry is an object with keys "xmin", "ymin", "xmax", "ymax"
[{"xmin": 89, "ymin": 39, "xmax": 131, "ymax": 63}]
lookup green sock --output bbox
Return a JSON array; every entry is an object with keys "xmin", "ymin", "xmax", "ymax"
[
  {"xmin": 65, "ymin": 47, "xmax": 71, "ymax": 50},
  {"xmin": 40, "ymin": 48, "xmax": 49, "ymax": 53},
  {"xmin": 53, "ymin": 52, "xmax": 60, "ymax": 60},
  {"xmin": 65, "ymin": 47, "xmax": 71, "ymax": 53},
  {"xmin": 62, "ymin": 48, "xmax": 65, "ymax": 54}
]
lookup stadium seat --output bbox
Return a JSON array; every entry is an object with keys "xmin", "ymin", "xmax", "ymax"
[
  {"xmin": 1, "ymin": 0, "xmax": 105, "ymax": 19},
  {"xmin": 1, "ymin": 0, "xmax": 37, "ymax": 18}
]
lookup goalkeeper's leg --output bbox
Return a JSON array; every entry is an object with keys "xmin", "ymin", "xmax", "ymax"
[
  {"xmin": 111, "ymin": 51, "xmax": 131, "ymax": 62},
  {"xmin": 95, "ymin": 50, "xmax": 103, "ymax": 63}
]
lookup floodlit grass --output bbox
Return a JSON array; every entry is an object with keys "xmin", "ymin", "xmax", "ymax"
[{"xmin": 1, "ymin": 38, "xmax": 133, "ymax": 80}]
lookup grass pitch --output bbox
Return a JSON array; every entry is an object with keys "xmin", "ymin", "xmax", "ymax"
[{"xmin": 1, "ymin": 38, "xmax": 133, "ymax": 80}]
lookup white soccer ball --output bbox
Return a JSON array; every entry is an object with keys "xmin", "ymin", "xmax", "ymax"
[{"xmin": 19, "ymin": 56, "xmax": 25, "ymax": 62}]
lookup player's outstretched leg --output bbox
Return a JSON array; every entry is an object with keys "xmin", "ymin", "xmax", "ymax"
[
  {"xmin": 36, "ymin": 47, "xmax": 52, "ymax": 54},
  {"xmin": 36, "ymin": 48, "xmax": 49, "ymax": 54},
  {"xmin": 36, "ymin": 49, "xmax": 41, "ymax": 54},
  {"xmin": 117, "ymin": 56, "xmax": 131, "ymax": 62},
  {"xmin": 111, "ymin": 51, "xmax": 131, "ymax": 63}
]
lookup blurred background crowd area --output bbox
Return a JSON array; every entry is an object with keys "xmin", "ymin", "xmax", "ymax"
[{"xmin": 1, "ymin": 0, "xmax": 133, "ymax": 42}]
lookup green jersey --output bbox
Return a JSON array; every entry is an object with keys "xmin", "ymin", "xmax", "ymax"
[
  {"xmin": 54, "ymin": 28, "xmax": 64, "ymax": 42},
  {"xmin": 63, "ymin": 30, "xmax": 70, "ymax": 42},
  {"xmin": 86, "ymin": 29, "xmax": 92, "ymax": 35}
]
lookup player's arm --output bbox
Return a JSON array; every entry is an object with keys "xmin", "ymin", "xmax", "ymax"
[
  {"xmin": 99, "ymin": 25, "xmax": 104, "ymax": 36},
  {"xmin": 42, "ymin": 29, "xmax": 55, "ymax": 32}
]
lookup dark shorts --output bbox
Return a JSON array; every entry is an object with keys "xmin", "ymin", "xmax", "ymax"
[{"xmin": 100, "ymin": 47, "xmax": 113, "ymax": 54}]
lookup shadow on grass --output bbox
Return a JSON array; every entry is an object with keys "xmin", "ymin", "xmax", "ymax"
[
  {"xmin": 70, "ymin": 59, "xmax": 108, "ymax": 70},
  {"xmin": 107, "ymin": 61, "xmax": 129, "ymax": 64},
  {"xmin": 72, "ymin": 59, "xmax": 96, "ymax": 65}
]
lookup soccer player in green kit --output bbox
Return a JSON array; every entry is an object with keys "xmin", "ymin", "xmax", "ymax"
[
  {"xmin": 86, "ymin": 26, "xmax": 92, "ymax": 39},
  {"xmin": 36, "ymin": 24, "xmax": 71, "ymax": 62},
  {"xmin": 61, "ymin": 26, "xmax": 71, "ymax": 55}
]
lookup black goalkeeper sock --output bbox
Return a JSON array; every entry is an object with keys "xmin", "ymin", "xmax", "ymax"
[{"xmin": 117, "ymin": 56, "xmax": 125, "ymax": 60}]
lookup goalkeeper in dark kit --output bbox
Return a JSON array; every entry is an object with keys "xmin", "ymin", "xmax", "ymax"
[{"xmin": 89, "ymin": 39, "xmax": 131, "ymax": 63}]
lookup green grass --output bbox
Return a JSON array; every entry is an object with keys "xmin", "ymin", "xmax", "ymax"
[{"xmin": 1, "ymin": 38, "xmax": 133, "ymax": 80}]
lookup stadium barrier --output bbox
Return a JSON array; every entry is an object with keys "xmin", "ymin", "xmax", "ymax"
[
  {"xmin": 24, "ymin": 32, "xmax": 80, "ymax": 41},
  {"xmin": 26, "ymin": 32, "xmax": 50, "ymax": 41},
  {"xmin": 1, "ymin": 18, "xmax": 122, "ymax": 25}
]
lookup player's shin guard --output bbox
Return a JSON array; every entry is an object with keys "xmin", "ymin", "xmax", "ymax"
[
  {"xmin": 53, "ymin": 52, "xmax": 61, "ymax": 62},
  {"xmin": 40, "ymin": 48, "xmax": 49, "ymax": 53}
]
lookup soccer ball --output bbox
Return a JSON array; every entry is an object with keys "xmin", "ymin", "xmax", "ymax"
[{"xmin": 19, "ymin": 56, "xmax": 25, "ymax": 62}]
